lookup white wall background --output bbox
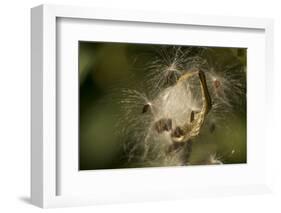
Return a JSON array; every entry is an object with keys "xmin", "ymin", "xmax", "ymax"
[{"xmin": 0, "ymin": 0, "xmax": 281, "ymax": 212}]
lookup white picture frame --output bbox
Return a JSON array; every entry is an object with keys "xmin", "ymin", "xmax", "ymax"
[{"xmin": 31, "ymin": 4, "xmax": 274, "ymax": 208}]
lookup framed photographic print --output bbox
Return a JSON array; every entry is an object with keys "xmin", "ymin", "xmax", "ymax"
[{"xmin": 31, "ymin": 4, "xmax": 274, "ymax": 208}]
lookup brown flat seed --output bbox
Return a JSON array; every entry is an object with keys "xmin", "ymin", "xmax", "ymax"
[
  {"xmin": 142, "ymin": 103, "xmax": 151, "ymax": 113},
  {"xmin": 190, "ymin": 111, "xmax": 195, "ymax": 122},
  {"xmin": 214, "ymin": 79, "xmax": 221, "ymax": 89},
  {"xmin": 209, "ymin": 123, "xmax": 216, "ymax": 133},
  {"xmin": 171, "ymin": 126, "xmax": 184, "ymax": 138},
  {"xmin": 154, "ymin": 118, "xmax": 172, "ymax": 133}
]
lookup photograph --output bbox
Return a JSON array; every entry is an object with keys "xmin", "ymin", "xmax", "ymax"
[{"xmin": 79, "ymin": 42, "xmax": 247, "ymax": 170}]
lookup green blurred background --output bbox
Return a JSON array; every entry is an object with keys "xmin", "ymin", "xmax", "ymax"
[{"xmin": 79, "ymin": 41, "xmax": 247, "ymax": 170}]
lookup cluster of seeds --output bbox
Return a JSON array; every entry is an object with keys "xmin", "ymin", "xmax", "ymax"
[{"xmin": 118, "ymin": 46, "xmax": 246, "ymax": 167}]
